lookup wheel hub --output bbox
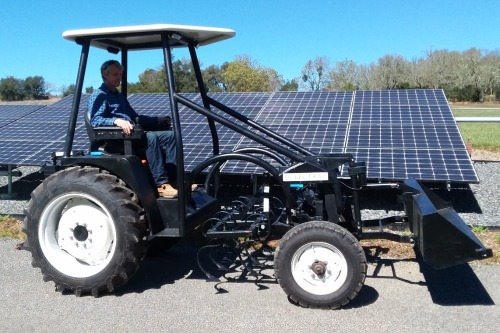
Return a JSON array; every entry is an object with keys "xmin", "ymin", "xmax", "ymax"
[
  {"xmin": 73, "ymin": 225, "xmax": 89, "ymax": 241},
  {"xmin": 57, "ymin": 202, "xmax": 114, "ymax": 266},
  {"xmin": 310, "ymin": 260, "xmax": 328, "ymax": 276},
  {"xmin": 290, "ymin": 242, "xmax": 348, "ymax": 296}
]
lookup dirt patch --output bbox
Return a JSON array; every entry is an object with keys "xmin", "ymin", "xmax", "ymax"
[
  {"xmin": 475, "ymin": 230, "xmax": 500, "ymax": 265},
  {"xmin": 360, "ymin": 229, "xmax": 500, "ymax": 265},
  {"xmin": 360, "ymin": 239, "xmax": 416, "ymax": 259},
  {"xmin": 470, "ymin": 148, "xmax": 500, "ymax": 161},
  {"xmin": 0, "ymin": 97, "xmax": 60, "ymax": 106},
  {"xmin": 268, "ymin": 229, "xmax": 499, "ymax": 265}
]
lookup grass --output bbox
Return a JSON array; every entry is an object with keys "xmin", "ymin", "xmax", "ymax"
[
  {"xmin": 471, "ymin": 224, "xmax": 489, "ymax": 234},
  {"xmin": 0, "ymin": 215, "xmax": 25, "ymax": 240},
  {"xmin": 451, "ymin": 104, "xmax": 500, "ymax": 151},
  {"xmin": 453, "ymin": 109, "xmax": 500, "ymax": 117},
  {"xmin": 458, "ymin": 123, "xmax": 500, "ymax": 151}
]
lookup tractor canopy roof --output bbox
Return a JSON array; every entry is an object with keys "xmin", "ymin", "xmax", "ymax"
[{"xmin": 62, "ymin": 23, "xmax": 235, "ymax": 50}]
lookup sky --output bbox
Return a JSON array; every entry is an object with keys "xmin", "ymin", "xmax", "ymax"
[{"xmin": 1, "ymin": 0, "xmax": 499, "ymax": 94}]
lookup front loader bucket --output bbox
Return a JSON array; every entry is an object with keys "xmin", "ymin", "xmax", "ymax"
[{"xmin": 401, "ymin": 179, "xmax": 492, "ymax": 269}]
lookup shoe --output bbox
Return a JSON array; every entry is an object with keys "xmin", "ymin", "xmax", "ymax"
[{"xmin": 157, "ymin": 183, "xmax": 178, "ymax": 198}]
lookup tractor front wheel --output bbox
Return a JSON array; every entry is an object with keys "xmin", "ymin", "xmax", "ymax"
[{"xmin": 274, "ymin": 221, "xmax": 367, "ymax": 309}]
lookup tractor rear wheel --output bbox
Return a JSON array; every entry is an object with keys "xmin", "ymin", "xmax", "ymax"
[
  {"xmin": 274, "ymin": 221, "xmax": 367, "ymax": 309},
  {"xmin": 23, "ymin": 166, "xmax": 147, "ymax": 296}
]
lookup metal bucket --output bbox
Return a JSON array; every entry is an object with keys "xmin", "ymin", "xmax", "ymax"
[{"xmin": 402, "ymin": 179, "xmax": 492, "ymax": 269}]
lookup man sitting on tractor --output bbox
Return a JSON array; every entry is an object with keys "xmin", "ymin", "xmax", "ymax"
[{"xmin": 88, "ymin": 60, "xmax": 178, "ymax": 198}]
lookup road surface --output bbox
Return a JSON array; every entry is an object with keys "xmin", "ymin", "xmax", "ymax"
[{"xmin": 0, "ymin": 238, "xmax": 498, "ymax": 333}]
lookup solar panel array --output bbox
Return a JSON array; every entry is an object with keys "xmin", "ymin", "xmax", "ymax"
[
  {"xmin": 0, "ymin": 90, "xmax": 478, "ymax": 183},
  {"xmin": 0, "ymin": 97, "xmax": 88, "ymax": 166}
]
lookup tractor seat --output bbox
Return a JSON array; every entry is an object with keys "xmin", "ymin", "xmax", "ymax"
[{"xmin": 85, "ymin": 111, "xmax": 146, "ymax": 155}]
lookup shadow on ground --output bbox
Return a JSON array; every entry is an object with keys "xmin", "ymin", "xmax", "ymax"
[
  {"xmin": 418, "ymin": 261, "xmax": 495, "ymax": 306},
  {"xmin": 114, "ymin": 242, "xmax": 494, "ymax": 308},
  {"xmin": 0, "ymin": 168, "xmax": 44, "ymax": 201}
]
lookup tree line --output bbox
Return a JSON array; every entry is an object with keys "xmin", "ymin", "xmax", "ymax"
[
  {"xmin": 0, "ymin": 76, "xmax": 49, "ymax": 101},
  {"xmin": 2, "ymin": 48, "xmax": 499, "ymax": 102},
  {"xmin": 130, "ymin": 48, "xmax": 500, "ymax": 102}
]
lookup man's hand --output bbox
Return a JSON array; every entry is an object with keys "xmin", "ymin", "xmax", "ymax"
[
  {"xmin": 114, "ymin": 118, "xmax": 134, "ymax": 135},
  {"xmin": 158, "ymin": 116, "xmax": 171, "ymax": 128}
]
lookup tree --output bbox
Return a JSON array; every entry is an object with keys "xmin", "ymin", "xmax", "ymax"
[
  {"xmin": 409, "ymin": 57, "xmax": 428, "ymax": 88},
  {"xmin": 328, "ymin": 59, "xmax": 360, "ymax": 91},
  {"xmin": 172, "ymin": 58, "xmax": 198, "ymax": 92},
  {"xmin": 300, "ymin": 56, "xmax": 330, "ymax": 91},
  {"xmin": 129, "ymin": 58, "xmax": 200, "ymax": 93},
  {"xmin": 478, "ymin": 51, "xmax": 500, "ymax": 101},
  {"xmin": 62, "ymin": 84, "xmax": 76, "ymax": 97},
  {"xmin": 221, "ymin": 56, "xmax": 277, "ymax": 92},
  {"xmin": 280, "ymin": 79, "xmax": 299, "ymax": 91},
  {"xmin": 23, "ymin": 76, "xmax": 48, "ymax": 100},
  {"xmin": 368, "ymin": 55, "xmax": 412, "ymax": 89},
  {"xmin": 128, "ymin": 68, "xmax": 166, "ymax": 93},
  {"xmin": 0, "ymin": 76, "xmax": 24, "ymax": 101},
  {"xmin": 421, "ymin": 49, "xmax": 461, "ymax": 89},
  {"xmin": 203, "ymin": 64, "xmax": 226, "ymax": 92},
  {"xmin": 262, "ymin": 67, "xmax": 284, "ymax": 92}
]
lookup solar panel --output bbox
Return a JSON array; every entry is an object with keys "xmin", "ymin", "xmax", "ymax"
[
  {"xmin": 0, "ymin": 98, "xmax": 88, "ymax": 166},
  {"xmin": 0, "ymin": 105, "xmax": 45, "ymax": 128},
  {"xmin": 45, "ymin": 94, "xmax": 84, "ymax": 109},
  {"xmin": 208, "ymin": 91, "xmax": 352, "ymax": 174},
  {"xmin": 179, "ymin": 92, "xmax": 273, "ymax": 172},
  {"xmin": 344, "ymin": 90, "xmax": 476, "ymax": 182},
  {"xmin": 128, "ymin": 93, "xmax": 178, "ymax": 115},
  {"xmin": 0, "ymin": 104, "xmax": 44, "ymax": 117},
  {"xmin": 0, "ymin": 90, "xmax": 478, "ymax": 183}
]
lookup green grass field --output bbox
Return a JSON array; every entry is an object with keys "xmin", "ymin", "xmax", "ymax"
[{"xmin": 451, "ymin": 105, "xmax": 500, "ymax": 151}]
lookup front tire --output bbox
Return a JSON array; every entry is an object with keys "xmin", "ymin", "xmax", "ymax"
[
  {"xmin": 274, "ymin": 221, "xmax": 367, "ymax": 309},
  {"xmin": 23, "ymin": 166, "xmax": 147, "ymax": 296}
]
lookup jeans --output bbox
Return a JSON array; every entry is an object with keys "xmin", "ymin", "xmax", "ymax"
[{"xmin": 145, "ymin": 130, "xmax": 176, "ymax": 186}]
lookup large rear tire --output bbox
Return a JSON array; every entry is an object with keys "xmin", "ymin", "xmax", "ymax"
[
  {"xmin": 274, "ymin": 221, "xmax": 366, "ymax": 309},
  {"xmin": 23, "ymin": 166, "xmax": 147, "ymax": 296}
]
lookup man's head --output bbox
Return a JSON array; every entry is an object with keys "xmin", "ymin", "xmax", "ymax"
[{"xmin": 101, "ymin": 60, "xmax": 122, "ymax": 89}]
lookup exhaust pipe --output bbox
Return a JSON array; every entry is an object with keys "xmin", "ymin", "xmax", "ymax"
[{"xmin": 401, "ymin": 179, "xmax": 492, "ymax": 269}]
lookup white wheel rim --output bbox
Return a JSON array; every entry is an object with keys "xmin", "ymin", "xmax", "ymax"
[
  {"xmin": 290, "ymin": 241, "xmax": 348, "ymax": 296},
  {"xmin": 38, "ymin": 193, "xmax": 117, "ymax": 278}
]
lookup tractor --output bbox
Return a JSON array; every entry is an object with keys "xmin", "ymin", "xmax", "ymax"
[{"xmin": 22, "ymin": 24, "xmax": 492, "ymax": 308}]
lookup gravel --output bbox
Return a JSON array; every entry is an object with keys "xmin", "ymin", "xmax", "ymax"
[
  {"xmin": 460, "ymin": 162, "xmax": 500, "ymax": 226},
  {"xmin": 0, "ymin": 166, "xmax": 42, "ymax": 217},
  {"xmin": 1, "ymin": 162, "xmax": 499, "ymax": 227}
]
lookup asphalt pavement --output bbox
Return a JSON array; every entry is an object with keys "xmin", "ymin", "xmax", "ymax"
[{"xmin": 1, "ymin": 238, "xmax": 498, "ymax": 333}]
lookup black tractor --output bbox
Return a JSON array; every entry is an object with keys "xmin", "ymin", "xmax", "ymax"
[{"xmin": 23, "ymin": 24, "xmax": 492, "ymax": 308}]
